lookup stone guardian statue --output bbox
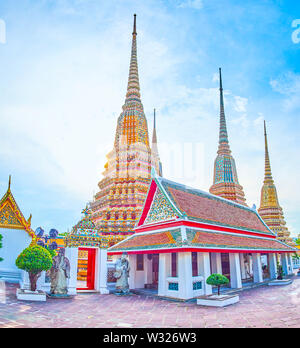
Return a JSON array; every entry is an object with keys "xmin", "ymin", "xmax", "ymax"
[
  {"xmin": 114, "ymin": 253, "xmax": 130, "ymax": 295},
  {"xmin": 50, "ymin": 248, "xmax": 70, "ymax": 295}
]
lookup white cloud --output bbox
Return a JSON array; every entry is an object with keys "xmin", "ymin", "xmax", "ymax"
[{"xmin": 177, "ymin": 0, "xmax": 203, "ymax": 10}]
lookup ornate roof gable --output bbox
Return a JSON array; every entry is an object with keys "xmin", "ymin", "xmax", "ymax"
[
  {"xmin": 144, "ymin": 187, "xmax": 178, "ymax": 225},
  {"xmin": 0, "ymin": 177, "xmax": 34, "ymax": 237}
]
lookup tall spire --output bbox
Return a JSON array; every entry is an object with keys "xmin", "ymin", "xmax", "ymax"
[
  {"xmin": 209, "ymin": 68, "xmax": 247, "ymax": 206},
  {"xmin": 152, "ymin": 108, "xmax": 157, "ymax": 144},
  {"xmin": 125, "ymin": 14, "xmax": 141, "ymax": 105},
  {"xmin": 258, "ymin": 121, "xmax": 294, "ymax": 246},
  {"xmin": 151, "ymin": 108, "xmax": 163, "ymax": 176},
  {"xmin": 218, "ymin": 68, "xmax": 231, "ymax": 155},
  {"xmin": 115, "ymin": 14, "xmax": 149, "ymax": 148},
  {"xmin": 264, "ymin": 121, "xmax": 273, "ymax": 183}
]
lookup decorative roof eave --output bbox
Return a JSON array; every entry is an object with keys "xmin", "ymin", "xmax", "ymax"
[
  {"xmin": 108, "ymin": 246, "xmax": 295, "ymax": 255},
  {"xmin": 0, "ymin": 177, "xmax": 34, "ymax": 238},
  {"xmin": 108, "ymin": 228, "xmax": 296, "ymax": 255},
  {"xmin": 135, "ymin": 218, "xmax": 276, "ymax": 238}
]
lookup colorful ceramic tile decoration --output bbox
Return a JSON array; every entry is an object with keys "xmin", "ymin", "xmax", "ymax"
[
  {"xmin": 87, "ymin": 15, "xmax": 162, "ymax": 241},
  {"xmin": 65, "ymin": 207, "xmax": 124, "ymax": 248},
  {"xmin": 144, "ymin": 189, "xmax": 177, "ymax": 225},
  {"xmin": 65, "ymin": 15, "xmax": 162, "ymax": 247},
  {"xmin": 209, "ymin": 68, "xmax": 247, "ymax": 206},
  {"xmin": 0, "ymin": 176, "xmax": 35, "ymax": 238},
  {"xmin": 258, "ymin": 122, "xmax": 295, "ymax": 247}
]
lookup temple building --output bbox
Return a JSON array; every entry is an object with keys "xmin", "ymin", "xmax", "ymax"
[
  {"xmin": 89, "ymin": 14, "xmax": 161, "ymax": 239},
  {"xmin": 258, "ymin": 121, "xmax": 294, "ymax": 246},
  {"xmin": 0, "ymin": 177, "xmax": 34, "ymax": 283},
  {"xmin": 209, "ymin": 68, "xmax": 247, "ymax": 206},
  {"xmin": 108, "ymin": 173, "xmax": 295, "ymax": 300}
]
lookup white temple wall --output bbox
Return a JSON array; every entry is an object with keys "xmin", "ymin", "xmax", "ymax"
[
  {"xmin": 252, "ymin": 253, "xmax": 263, "ymax": 283},
  {"xmin": 66, "ymin": 247, "xmax": 79, "ymax": 295},
  {"xmin": 95, "ymin": 248, "xmax": 109, "ymax": 294},
  {"xmin": 128, "ymin": 254, "xmax": 145, "ymax": 289},
  {"xmin": 229, "ymin": 253, "xmax": 242, "ymax": 289},
  {"xmin": 0, "ymin": 228, "xmax": 31, "ymax": 283},
  {"xmin": 211, "ymin": 253, "xmax": 222, "ymax": 274}
]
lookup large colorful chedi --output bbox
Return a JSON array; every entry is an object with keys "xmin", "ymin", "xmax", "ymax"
[
  {"xmin": 209, "ymin": 68, "xmax": 247, "ymax": 206},
  {"xmin": 88, "ymin": 15, "xmax": 161, "ymax": 239},
  {"xmin": 258, "ymin": 121, "xmax": 294, "ymax": 246}
]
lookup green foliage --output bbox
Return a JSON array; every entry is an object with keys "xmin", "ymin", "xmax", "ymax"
[
  {"xmin": 45, "ymin": 246, "xmax": 57, "ymax": 259},
  {"xmin": 16, "ymin": 245, "xmax": 53, "ymax": 274},
  {"xmin": 206, "ymin": 273, "xmax": 229, "ymax": 286},
  {"xmin": 0, "ymin": 234, "xmax": 3, "ymax": 262},
  {"xmin": 206, "ymin": 273, "xmax": 229, "ymax": 296}
]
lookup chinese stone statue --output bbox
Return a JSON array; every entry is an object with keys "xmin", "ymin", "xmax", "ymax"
[
  {"xmin": 50, "ymin": 248, "xmax": 70, "ymax": 295},
  {"xmin": 114, "ymin": 253, "xmax": 130, "ymax": 295}
]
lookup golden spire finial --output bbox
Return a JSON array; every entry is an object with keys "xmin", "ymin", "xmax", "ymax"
[
  {"xmin": 8, "ymin": 175, "xmax": 11, "ymax": 191},
  {"xmin": 133, "ymin": 14, "xmax": 137, "ymax": 35},
  {"xmin": 264, "ymin": 120, "xmax": 273, "ymax": 183}
]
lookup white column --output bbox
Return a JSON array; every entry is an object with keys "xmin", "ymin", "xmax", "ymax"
[
  {"xmin": 177, "ymin": 252, "xmax": 193, "ymax": 300},
  {"xmin": 229, "ymin": 253, "xmax": 242, "ymax": 288},
  {"xmin": 158, "ymin": 253, "xmax": 171, "ymax": 297},
  {"xmin": 211, "ymin": 253, "xmax": 222, "ymax": 274},
  {"xmin": 252, "ymin": 253, "xmax": 263, "ymax": 283},
  {"xmin": 287, "ymin": 253, "xmax": 294, "ymax": 275},
  {"xmin": 281, "ymin": 253, "xmax": 289, "ymax": 276},
  {"xmin": 268, "ymin": 253, "xmax": 277, "ymax": 279},
  {"xmin": 65, "ymin": 247, "xmax": 78, "ymax": 295},
  {"xmin": 95, "ymin": 249, "xmax": 109, "ymax": 294},
  {"xmin": 128, "ymin": 254, "xmax": 137, "ymax": 290},
  {"xmin": 198, "ymin": 252, "xmax": 212, "ymax": 295},
  {"xmin": 239, "ymin": 254, "xmax": 246, "ymax": 279},
  {"xmin": 144, "ymin": 254, "xmax": 152, "ymax": 285}
]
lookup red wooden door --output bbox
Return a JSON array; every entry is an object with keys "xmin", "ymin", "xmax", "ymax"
[{"xmin": 77, "ymin": 248, "xmax": 96, "ymax": 290}]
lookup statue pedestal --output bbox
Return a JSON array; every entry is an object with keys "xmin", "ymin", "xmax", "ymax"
[{"xmin": 16, "ymin": 289, "xmax": 46, "ymax": 302}]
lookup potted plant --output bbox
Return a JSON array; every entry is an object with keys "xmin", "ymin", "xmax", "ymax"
[
  {"xmin": 197, "ymin": 273, "xmax": 239, "ymax": 307},
  {"xmin": 15, "ymin": 244, "xmax": 53, "ymax": 301},
  {"xmin": 268, "ymin": 261, "xmax": 293, "ymax": 286}
]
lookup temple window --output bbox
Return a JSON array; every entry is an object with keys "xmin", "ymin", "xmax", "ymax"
[
  {"xmin": 192, "ymin": 252, "xmax": 198, "ymax": 277},
  {"xmin": 171, "ymin": 253, "xmax": 177, "ymax": 277},
  {"xmin": 136, "ymin": 254, "xmax": 144, "ymax": 271}
]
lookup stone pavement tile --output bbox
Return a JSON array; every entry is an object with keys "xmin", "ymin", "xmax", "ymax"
[{"xmin": 2, "ymin": 279, "xmax": 300, "ymax": 328}]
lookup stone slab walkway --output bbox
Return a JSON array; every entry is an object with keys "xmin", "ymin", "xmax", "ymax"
[{"xmin": 1, "ymin": 277, "xmax": 300, "ymax": 328}]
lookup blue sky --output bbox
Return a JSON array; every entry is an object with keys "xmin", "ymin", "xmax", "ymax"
[{"xmin": 0, "ymin": 0, "xmax": 299, "ymax": 236}]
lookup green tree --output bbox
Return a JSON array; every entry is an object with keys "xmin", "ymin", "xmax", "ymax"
[
  {"xmin": 0, "ymin": 234, "xmax": 3, "ymax": 262},
  {"xmin": 16, "ymin": 245, "xmax": 53, "ymax": 291},
  {"xmin": 206, "ymin": 273, "xmax": 229, "ymax": 296}
]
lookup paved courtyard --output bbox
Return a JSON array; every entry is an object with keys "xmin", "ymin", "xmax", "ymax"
[{"xmin": 1, "ymin": 277, "xmax": 300, "ymax": 328}]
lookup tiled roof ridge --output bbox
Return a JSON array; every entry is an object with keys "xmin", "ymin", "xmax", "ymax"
[{"xmin": 158, "ymin": 176, "xmax": 255, "ymax": 213}]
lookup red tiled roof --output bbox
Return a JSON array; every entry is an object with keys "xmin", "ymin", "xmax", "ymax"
[
  {"xmin": 160, "ymin": 179, "xmax": 271, "ymax": 235},
  {"xmin": 109, "ymin": 229, "xmax": 181, "ymax": 252},
  {"xmin": 109, "ymin": 228, "xmax": 294, "ymax": 253},
  {"xmin": 188, "ymin": 229, "xmax": 292, "ymax": 251}
]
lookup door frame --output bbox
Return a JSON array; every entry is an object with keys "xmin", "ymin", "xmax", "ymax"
[{"xmin": 77, "ymin": 247, "xmax": 96, "ymax": 291}]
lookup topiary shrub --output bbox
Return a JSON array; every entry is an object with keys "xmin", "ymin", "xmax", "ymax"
[
  {"xmin": 206, "ymin": 273, "xmax": 229, "ymax": 296},
  {"xmin": 16, "ymin": 244, "xmax": 53, "ymax": 291}
]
